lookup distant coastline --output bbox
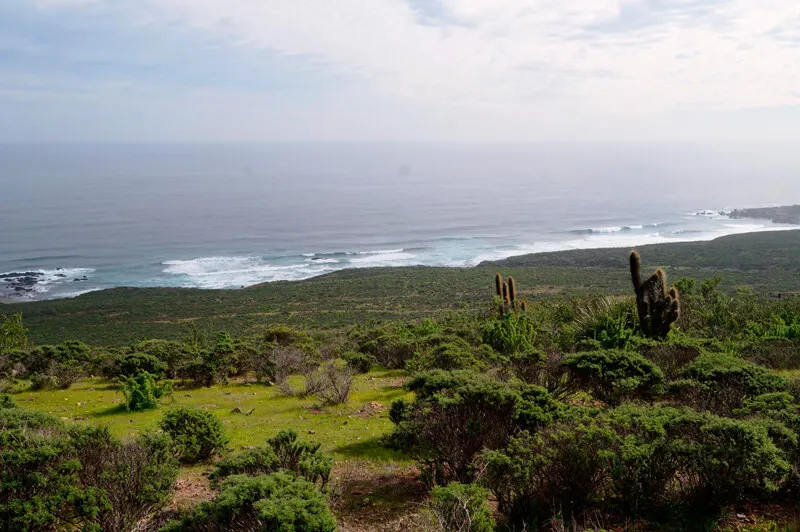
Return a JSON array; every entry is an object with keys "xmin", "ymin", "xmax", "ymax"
[{"xmin": 730, "ymin": 204, "xmax": 800, "ymax": 225}]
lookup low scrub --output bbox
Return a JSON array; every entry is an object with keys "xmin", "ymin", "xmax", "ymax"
[
  {"xmin": 212, "ymin": 429, "xmax": 332, "ymax": 488},
  {"xmin": 428, "ymin": 483, "xmax": 495, "ymax": 532},
  {"xmin": 161, "ymin": 473, "xmax": 336, "ymax": 532},
  {"xmin": 562, "ymin": 349, "xmax": 665, "ymax": 405}
]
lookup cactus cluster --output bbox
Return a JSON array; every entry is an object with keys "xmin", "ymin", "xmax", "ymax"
[
  {"xmin": 629, "ymin": 251, "xmax": 680, "ymax": 338},
  {"xmin": 494, "ymin": 273, "xmax": 527, "ymax": 316}
]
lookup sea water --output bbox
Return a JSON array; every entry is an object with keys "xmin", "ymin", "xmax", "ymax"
[{"xmin": 1, "ymin": 143, "xmax": 799, "ymax": 300}]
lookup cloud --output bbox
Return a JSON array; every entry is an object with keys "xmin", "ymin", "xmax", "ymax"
[{"xmin": 2, "ymin": 0, "xmax": 800, "ymax": 141}]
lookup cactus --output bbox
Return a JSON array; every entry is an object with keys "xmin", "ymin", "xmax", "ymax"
[
  {"xmin": 493, "ymin": 273, "xmax": 527, "ymax": 316},
  {"xmin": 507, "ymin": 276, "xmax": 517, "ymax": 309},
  {"xmin": 630, "ymin": 251, "xmax": 680, "ymax": 338}
]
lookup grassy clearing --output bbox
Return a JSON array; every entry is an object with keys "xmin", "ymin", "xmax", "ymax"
[{"xmin": 13, "ymin": 369, "xmax": 413, "ymax": 462}]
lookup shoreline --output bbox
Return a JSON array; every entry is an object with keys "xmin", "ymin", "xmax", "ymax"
[{"xmin": 1, "ymin": 227, "xmax": 798, "ymax": 306}]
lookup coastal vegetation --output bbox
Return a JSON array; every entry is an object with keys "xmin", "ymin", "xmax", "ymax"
[{"xmin": 3, "ymin": 232, "xmax": 800, "ymax": 530}]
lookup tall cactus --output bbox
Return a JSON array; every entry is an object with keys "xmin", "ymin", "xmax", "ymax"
[
  {"xmin": 507, "ymin": 276, "xmax": 517, "ymax": 309},
  {"xmin": 630, "ymin": 251, "xmax": 680, "ymax": 338},
  {"xmin": 494, "ymin": 273, "xmax": 527, "ymax": 316}
]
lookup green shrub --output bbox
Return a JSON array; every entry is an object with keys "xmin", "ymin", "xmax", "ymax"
[
  {"xmin": 0, "ymin": 393, "xmax": 15, "ymax": 409},
  {"xmin": 428, "ymin": 483, "xmax": 495, "ymax": 532},
  {"xmin": 1, "ymin": 403, "xmax": 177, "ymax": 531},
  {"xmin": 342, "ymin": 351, "xmax": 376, "ymax": 373},
  {"xmin": 673, "ymin": 353, "xmax": 787, "ymax": 415},
  {"xmin": 122, "ymin": 372, "xmax": 173, "ymax": 412},
  {"xmin": 482, "ymin": 312, "xmax": 537, "ymax": 354},
  {"xmin": 407, "ymin": 339, "xmax": 496, "ymax": 373},
  {"xmin": 69, "ymin": 426, "xmax": 179, "ymax": 532},
  {"xmin": 159, "ymin": 407, "xmax": 228, "ymax": 464},
  {"xmin": 131, "ymin": 339, "xmax": 193, "ymax": 378},
  {"xmin": 481, "ymin": 405, "xmax": 791, "ymax": 527},
  {"xmin": 562, "ymin": 349, "xmax": 665, "ymax": 405},
  {"xmin": 212, "ymin": 429, "xmax": 332, "ymax": 488},
  {"xmin": 161, "ymin": 473, "xmax": 336, "ymax": 532},
  {"xmin": 113, "ymin": 353, "xmax": 168, "ymax": 379},
  {"xmin": 390, "ymin": 370, "xmax": 563, "ymax": 485}
]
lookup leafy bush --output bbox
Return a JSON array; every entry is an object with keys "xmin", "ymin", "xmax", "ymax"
[
  {"xmin": 1, "ymin": 403, "xmax": 177, "ymax": 531},
  {"xmin": 131, "ymin": 339, "xmax": 193, "ymax": 378},
  {"xmin": 568, "ymin": 297, "xmax": 637, "ymax": 350},
  {"xmin": 180, "ymin": 332, "xmax": 238, "ymax": 388},
  {"xmin": 428, "ymin": 483, "xmax": 495, "ymax": 532},
  {"xmin": 212, "ymin": 429, "xmax": 332, "ymax": 488},
  {"xmin": 562, "ymin": 349, "xmax": 665, "ymax": 405},
  {"xmin": 389, "ymin": 370, "xmax": 564, "ymax": 485},
  {"xmin": 112, "ymin": 352, "xmax": 168, "ymax": 379},
  {"xmin": 481, "ymin": 405, "xmax": 791, "ymax": 527},
  {"xmin": 482, "ymin": 312, "xmax": 537, "ymax": 354},
  {"xmin": 69, "ymin": 426, "xmax": 179, "ymax": 532},
  {"xmin": 673, "ymin": 353, "xmax": 787, "ymax": 415},
  {"xmin": 122, "ymin": 372, "xmax": 173, "ymax": 412},
  {"xmin": 342, "ymin": 351, "xmax": 376, "ymax": 373},
  {"xmin": 29, "ymin": 359, "xmax": 84, "ymax": 390},
  {"xmin": 159, "ymin": 407, "xmax": 229, "ymax": 464},
  {"xmin": 407, "ymin": 339, "xmax": 496, "ymax": 373},
  {"xmin": 161, "ymin": 473, "xmax": 336, "ymax": 532}
]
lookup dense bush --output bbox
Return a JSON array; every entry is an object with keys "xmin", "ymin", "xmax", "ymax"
[
  {"xmin": 672, "ymin": 353, "xmax": 787, "ymax": 415},
  {"xmin": 159, "ymin": 407, "xmax": 229, "ymax": 463},
  {"xmin": 481, "ymin": 405, "xmax": 791, "ymax": 528},
  {"xmin": 390, "ymin": 370, "xmax": 564, "ymax": 485},
  {"xmin": 428, "ymin": 482, "xmax": 495, "ymax": 532},
  {"xmin": 122, "ymin": 372, "xmax": 173, "ymax": 411},
  {"xmin": 212, "ymin": 429, "xmax": 332, "ymax": 488},
  {"xmin": 0, "ymin": 313, "xmax": 27, "ymax": 351},
  {"xmin": 0, "ymin": 402, "xmax": 177, "ymax": 531},
  {"xmin": 342, "ymin": 351, "xmax": 376, "ymax": 373},
  {"xmin": 180, "ymin": 332, "xmax": 238, "ymax": 387},
  {"xmin": 562, "ymin": 349, "xmax": 665, "ymax": 405},
  {"xmin": 482, "ymin": 312, "xmax": 537, "ymax": 354},
  {"xmin": 506, "ymin": 351, "xmax": 578, "ymax": 402},
  {"xmin": 131, "ymin": 339, "xmax": 193, "ymax": 378},
  {"xmin": 161, "ymin": 473, "xmax": 336, "ymax": 532},
  {"xmin": 110, "ymin": 352, "xmax": 167, "ymax": 379},
  {"xmin": 407, "ymin": 339, "xmax": 496, "ymax": 373}
]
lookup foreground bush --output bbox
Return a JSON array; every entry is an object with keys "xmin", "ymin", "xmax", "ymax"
[
  {"xmin": 159, "ymin": 407, "xmax": 228, "ymax": 463},
  {"xmin": 212, "ymin": 429, "xmax": 332, "ymax": 488},
  {"xmin": 389, "ymin": 370, "xmax": 564, "ymax": 485},
  {"xmin": 1, "ymin": 402, "xmax": 177, "ymax": 531},
  {"xmin": 562, "ymin": 349, "xmax": 665, "ymax": 405},
  {"xmin": 428, "ymin": 483, "xmax": 495, "ymax": 532},
  {"xmin": 481, "ymin": 405, "xmax": 791, "ymax": 528},
  {"xmin": 161, "ymin": 473, "xmax": 336, "ymax": 532}
]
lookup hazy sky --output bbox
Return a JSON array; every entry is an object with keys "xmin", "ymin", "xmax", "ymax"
[{"xmin": 1, "ymin": 0, "xmax": 799, "ymax": 142}]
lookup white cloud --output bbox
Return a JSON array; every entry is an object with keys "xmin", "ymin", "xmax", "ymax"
[
  {"xmin": 19, "ymin": 0, "xmax": 800, "ymax": 141},
  {"xmin": 80, "ymin": 0, "xmax": 796, "ymax": 115}
]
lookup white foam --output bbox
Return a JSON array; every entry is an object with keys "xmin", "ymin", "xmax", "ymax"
[{"xmin": 162, "ymin": 256, "xmax": 337, "ymax": 288}]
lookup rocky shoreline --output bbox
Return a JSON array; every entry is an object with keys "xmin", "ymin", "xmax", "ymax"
[{"xmin": 0, "ymin": 269, "xmax": 88, "ymax": 299}]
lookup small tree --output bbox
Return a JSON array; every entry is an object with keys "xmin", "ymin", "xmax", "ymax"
[{"xmin": 121, "ymin": 372, "xmax": 172, "ymax": 412}]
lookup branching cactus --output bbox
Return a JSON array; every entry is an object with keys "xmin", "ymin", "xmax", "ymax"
[{"xmin": 630, "ymin": 251, "xmax": 681, "ymax": 338}]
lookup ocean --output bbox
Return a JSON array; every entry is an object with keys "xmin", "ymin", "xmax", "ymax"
[{"xmin": 2, "ymin": 143, "xmax": 799, "ymax": 301}]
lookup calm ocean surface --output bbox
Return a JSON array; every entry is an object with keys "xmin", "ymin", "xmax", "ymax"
[{"xmin": 2, "ymin": 143, "xmax": 799, "ymax": 301}]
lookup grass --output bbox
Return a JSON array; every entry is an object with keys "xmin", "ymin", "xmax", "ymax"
[{"xmin": 13, "ymin": 369, "xmax": 413, "ymax": 462}]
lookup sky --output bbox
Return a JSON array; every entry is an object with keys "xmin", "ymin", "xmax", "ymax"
[{"xmin": 0, "ymin": 0, "xmax": 799, "ymax": 142}]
